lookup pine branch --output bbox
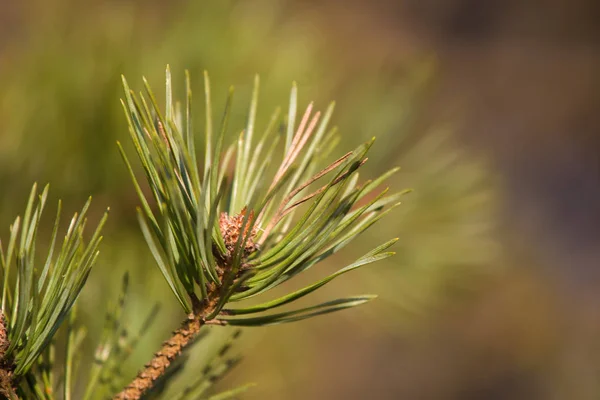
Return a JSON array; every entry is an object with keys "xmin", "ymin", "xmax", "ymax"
[
  {"xmin": 0, "ymin": 184, "xmax": 108, "ymax": 397},
  {"xmin": 114, "ymin": 67, "xmax": 407, "ymax": 399}
]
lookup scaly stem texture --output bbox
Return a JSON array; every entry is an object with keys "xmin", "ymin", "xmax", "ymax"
[
  {"xmin": 113, "ymin": 314, "xmax": 204, "ymax": 400},
  {"xmin": 0, "ymin": 311, "xmax": 17, "ymax": 399}
]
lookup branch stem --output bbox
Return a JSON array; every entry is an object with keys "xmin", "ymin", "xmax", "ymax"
[
  {"xmin": 0, "ymin": 311, "xmax": 16, "ymax": 399},
  {"xmin": 112, "ymin": 313, "xmax": 204, "ymax": 400}
]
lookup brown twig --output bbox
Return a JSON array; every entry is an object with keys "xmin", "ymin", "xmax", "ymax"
[
  {"xmin": 112, "ymin": 288, "xmax": 221, "ymax": 400},
  {"xmin": 0, "ymin": 311, "xmax": 17, "ymax": 399},
  {"xmin": 112, "ymin": 313, "xmax": 204, "ymax": 400},
  {"xmin": 113, "ymin": 247, "xmax": 238, "ymax": 400}
]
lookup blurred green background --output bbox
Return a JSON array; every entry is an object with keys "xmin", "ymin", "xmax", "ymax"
[{"xmin": 1, "ymin": 0, "xmax": 600, "ymax": 399}]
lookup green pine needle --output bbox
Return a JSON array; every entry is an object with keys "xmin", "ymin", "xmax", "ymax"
[
  {"xmin": 120, "ymin": 67, "xmax": 407, "ymax": 327},
  {"xmin": 0, "ymin": 184, "xmax": 109, "ymax": 377}
]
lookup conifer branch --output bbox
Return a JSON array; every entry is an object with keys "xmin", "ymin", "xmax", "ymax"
[
  {"xmin": 0, "ymin": 184, "xmax": 108, "ymax": 398},
  {"xmin": 114, "ymin": 67, "xmax": 406, "ymax": 398}
]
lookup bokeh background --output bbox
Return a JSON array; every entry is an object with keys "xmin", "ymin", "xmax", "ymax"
[{"xmin": 1, "ymin": 0, "xmax": 599, "ymax": 398}]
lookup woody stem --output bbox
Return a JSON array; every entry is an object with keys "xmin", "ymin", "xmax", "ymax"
[
  {"xmin": 112, "ymin": 313, "xmax": 204, "ymax": 400},
  {"xmin": 0, "ymin": 312, "xmax": 17, "ymax": 399}
]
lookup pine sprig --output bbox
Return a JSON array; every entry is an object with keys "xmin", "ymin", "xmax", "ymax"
[
  {"xmin": 0, "ymin": 183, "xmax": 109, "ymax": 398},
  {"xmin": 114, "ymin": 67, "xmax": 407, "ymax": 399}
]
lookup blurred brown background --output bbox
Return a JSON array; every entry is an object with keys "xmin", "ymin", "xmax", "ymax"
[{"xmin": 0, "ymin": 0, "xmax": 599, "ymax": 399}]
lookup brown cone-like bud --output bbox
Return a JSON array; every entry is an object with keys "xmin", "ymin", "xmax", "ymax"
[{"xmin": 219, "ymin": 207, "xmax": 259, "ymax": 263}]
